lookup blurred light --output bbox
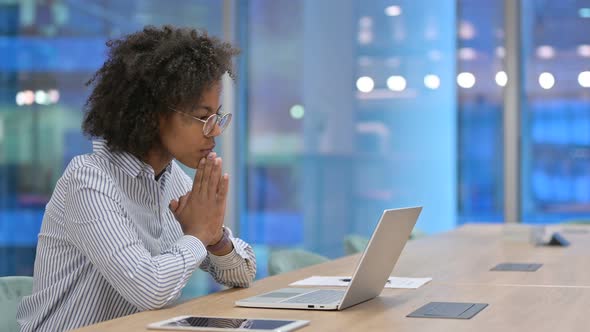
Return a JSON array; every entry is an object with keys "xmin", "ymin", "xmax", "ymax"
[
  {"xmin": 289, "ymin": 104, "xmax": 305, "ymax": 119},
  {"xmin": 496, "ymin": 46, "xmax": 505, "ymax": 58},
  {"xmin": 15, "ymin": 92, "xmax": 26, "ymax": 106},
  {"xmin": 359, "ymin": 16, "xmax": 372, "ymax": 28},
  {"xmin": 457, "ymin": 72, "xmax": 476, "ymax": 89},
  {"xmin": 536, "ymin": 45, "xmax": 555, "ymax": 59},
  {"xmin": 384, "ymin": 5, "xmax": 402, "ymax": 16},
  {"xmin": 495, "ymin": 71, "xmax": 508, "ymax": 87},
  {"xmin": 538, "ymin": 72, "xmax": 555, "ymax": 89},
  {"xmin": 22, "ymin": 90, "xmax": 34, "ymax": 105},
  {"xmin": 424, "ymin": 74, "xmax": 441, "ymax": 90},
  {"xmin": 48, "ymin": 89, "xmax": 60, "ymax": 104},
  {"xmin": 458, "ymin": 47, "xmax": 477, "ymax": 61},
  {"xmin": 356, "ymin": 76, "xmax": 375, "ymax": 93},
  {"xmin": 579, "ymin": 8, "xmax": 590, "ymax": 18},
  {"xmin": 358, "ymin": 16, "xmax": 373, "ymax": 45},
  {"xmin": 386, "ymin": 75, "xmax": 406, "ymax": 92},
  {"xmin": 577, "ymin": 45, "xmax": 590, "ymax": 57},
  {"xmin": 459, "ymin": 21, "xmax": 476, "ymax": 40},
  {"xmin": 35, "ymin": 90, "xmax": 49, "ymax": 105},
  {"xmin": 578, "ymin": 71, "xmax": 590, "ymax": 87},
  {"xmin": 358, "ymin": 31, "xmax": 373, "ymax": 44}
]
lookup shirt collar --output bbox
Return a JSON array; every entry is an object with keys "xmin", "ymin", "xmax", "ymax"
[{"xmin": 92, "ymin": 139, "xmax": 172, "ymax": 178}]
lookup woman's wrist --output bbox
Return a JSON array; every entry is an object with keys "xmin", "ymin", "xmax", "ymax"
[{"xmin": 206, "ymin": 227, "xmax": 233, "ymax": 255}]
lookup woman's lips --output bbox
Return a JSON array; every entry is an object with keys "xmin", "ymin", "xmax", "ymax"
[
  {"xmin": 199, "ymin": 144, "xmax": 216, "ymax": 158},
  {"xmin": 200, "ymin": 147, "xmax": 215, "ymax": 156}
]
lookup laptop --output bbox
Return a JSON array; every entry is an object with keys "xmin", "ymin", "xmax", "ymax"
[{"xmin": 235, "ymin": 206, "xmax": 422, "ymax": 311}]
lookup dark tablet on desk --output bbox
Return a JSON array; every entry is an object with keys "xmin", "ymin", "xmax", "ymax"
[
  {"xmin": 490, "ymin": 263, "xmax": 542, "ymax": 272},
  {"xmin": 407, "ymin": 302, "xmax": 488, "ymax": 319}
]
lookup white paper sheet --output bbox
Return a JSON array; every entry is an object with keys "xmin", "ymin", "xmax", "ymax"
[{"xmin": 289, "ymin": 276, "xmax": 432, "ymax": 289}]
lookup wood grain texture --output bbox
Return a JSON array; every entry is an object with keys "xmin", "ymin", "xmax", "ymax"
[{"xmin": 74, "ymin": 224, "xmax": 590, "ymax": 331}]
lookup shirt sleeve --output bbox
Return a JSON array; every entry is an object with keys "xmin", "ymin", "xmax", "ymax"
[
  {"xmin": 199, "ymin": 227, "xmax": 257, "ymax": 288},
  {"xmin": 63, "ymin": 165, "xmax": 207, "ymax": 311}
]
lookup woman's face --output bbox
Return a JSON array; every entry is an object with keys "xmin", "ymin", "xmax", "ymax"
[{"xmin": 158, "ymin": 82, "xmax": 223, "ymax": 169}]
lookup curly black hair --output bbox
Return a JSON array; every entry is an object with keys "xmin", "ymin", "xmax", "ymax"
[{"xmin": 82, "ymin": 25, "xmax": 239, "ymax": 158}]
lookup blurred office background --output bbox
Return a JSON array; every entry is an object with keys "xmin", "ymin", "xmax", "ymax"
[{"xmin": 1, "ymin": 0, "xmax": 590, "ymax": 297}]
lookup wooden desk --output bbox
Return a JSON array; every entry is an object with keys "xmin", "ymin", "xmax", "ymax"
[
  {"xmin": 75, "ymin": 224, "xmax": 590, "ymax": 331},
  {"xmin": 396, "ymin": 224, "xmax": 590, "ymax": 287}
]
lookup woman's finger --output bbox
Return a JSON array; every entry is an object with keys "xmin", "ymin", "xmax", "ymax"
[
  {"xmin": 177, "ymin": 193, "xmax": 190, "ymax": 212},
  {"xmin": 192, "ymin": 158, "xmax": 206, "ymax": 195},
  {"xmin": 200, "ymin": 152, "xmax": 216, "ymax": 197},
  {"xmin": 208, "ymin": 157, "xmax": 222, "ymax": 200},
  {"xmin": 217, "ymin": 173, "xmax": 229, "ymax": 203}
]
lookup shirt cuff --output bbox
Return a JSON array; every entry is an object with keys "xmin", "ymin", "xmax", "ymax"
[
  {"xmin": 177, "ymin": 235, "xmax": 208, "ymax": 267},
  {"xmin": 208, "ymin": 237, "xmax": 250, "ymax": 270}
]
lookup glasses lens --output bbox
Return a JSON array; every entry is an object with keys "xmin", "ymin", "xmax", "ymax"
[
  {"xmin": 203, "ymin": 114, "xmax": 218, "ymax": 136},
  {"xmin": 218, "ymin": 113, "xmax": 232, "ymax": 133}
]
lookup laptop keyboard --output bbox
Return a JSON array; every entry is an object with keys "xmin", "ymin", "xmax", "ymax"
[{"xmin": 282, "ymin": 289, "xmax": 345, "ymax": 304}]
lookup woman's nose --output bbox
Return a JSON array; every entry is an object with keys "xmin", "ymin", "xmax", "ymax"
[{"xmin": 207, "ymin": 123, "xmax": 222, "ymax": 137}]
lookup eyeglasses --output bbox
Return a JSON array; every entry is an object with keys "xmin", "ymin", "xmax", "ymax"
[{"xmin": 168, "ymin": 106, "xmax": 232, "ymax": 137}]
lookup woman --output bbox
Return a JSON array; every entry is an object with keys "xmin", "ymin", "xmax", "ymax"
[{"xmin": 17, "ymin": 25, "xmax": 256, "ymax": 331}]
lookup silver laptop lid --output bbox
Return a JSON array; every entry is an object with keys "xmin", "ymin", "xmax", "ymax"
[{"xmin": 338, "ymin": 206, "xmax": 422, "ymax": 310}]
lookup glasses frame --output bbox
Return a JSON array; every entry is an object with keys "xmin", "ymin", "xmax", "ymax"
[{"xmin": 168, "ymin": 105, "xmax": 232, "ymax": 136}]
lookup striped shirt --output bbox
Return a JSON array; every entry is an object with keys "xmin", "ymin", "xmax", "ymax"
[{"xmin": 16, "ymin": 140, "xmax": 256, "ymax": 331}]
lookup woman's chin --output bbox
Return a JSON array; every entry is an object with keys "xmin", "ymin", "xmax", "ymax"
[{"xmin": 176, "ymin": 157, "xmax": 200, "ymax": 169}]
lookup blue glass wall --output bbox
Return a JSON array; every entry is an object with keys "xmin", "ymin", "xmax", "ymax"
[
  {"xmin": 0, "ymin": 1, "xmax": 223, "ymax": 295},
  {"xmin": 520, "ymin": 0, "xmax": 590, "ymax": 223},
  {"xmin": 238, "ymin": 0, "xmax": 457, "ymax": 278},
  {"xmin": 456, "ymin": 0, "xmax": 504, "ymax": 223}
]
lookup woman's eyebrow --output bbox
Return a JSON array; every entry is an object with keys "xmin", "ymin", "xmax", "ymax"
[
  {"xmin": 199, "ymin": 106, "xmax": 214, "ymax": 113},
  {"xmin": 195, "ymin": 105, "xmax": 222, "ymax": 114},
  {"xmin": 191, "ymin": 106, "xmax": 211, "ymax": 114}
]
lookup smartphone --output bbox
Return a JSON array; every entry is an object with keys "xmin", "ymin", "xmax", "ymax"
[{"xmin": 147, "ymin": 315, "xmax": 309, "ymax": 332}]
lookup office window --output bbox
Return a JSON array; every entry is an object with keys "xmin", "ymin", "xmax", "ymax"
[
  {"xmin": 521, "ymin": 0, "xmax": 590, "ymax": 223},
  {"xmin": 0, "ymin": 1, "xmax": 222, "ymax": 295},
  {"xmin": 457, "ymin": 0, "xmax": 505, "ymax": 223},
  {"xmin": 237, "ymin": 0, "xmax": 457, "ymax": 277}
]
